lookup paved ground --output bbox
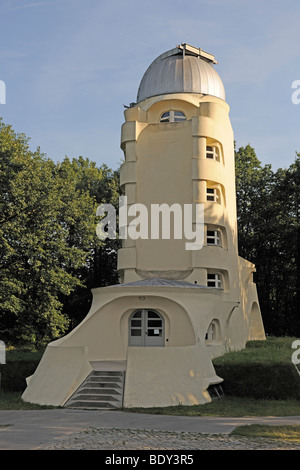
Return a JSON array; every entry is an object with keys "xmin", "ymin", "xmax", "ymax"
[{"xmin": 0, "ymin": 409, "xmax": 300, "ymax": 450}]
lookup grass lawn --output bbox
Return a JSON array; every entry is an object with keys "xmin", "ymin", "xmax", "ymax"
[
  {"xmin": 126, "ymin": 397, "xmax": 300, "ymax": 417},
  {"xmin": 230, "ymin": 424, "xmax": 300, "ymax": 442},
  {"xmin": 1, "ymin": 392, "xmax": 300, "ymax": 416},
  {"xmin": 0, "ymin": 391, "xmax": 55, "ymax": 410}
]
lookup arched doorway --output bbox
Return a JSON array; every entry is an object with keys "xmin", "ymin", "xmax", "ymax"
[{"xmin": 129, "ymin": 309, "xmax": 165, "ymax": 347}]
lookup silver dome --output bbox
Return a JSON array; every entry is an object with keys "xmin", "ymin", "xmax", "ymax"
[{"xmin": 137, "ymin": 44, "xmax": 225, "ymax": 103}]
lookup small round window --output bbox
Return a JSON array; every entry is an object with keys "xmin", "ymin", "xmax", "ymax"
[{"xmin": 160, "ymin": 110, "xmax": 186, "ymax": 123}]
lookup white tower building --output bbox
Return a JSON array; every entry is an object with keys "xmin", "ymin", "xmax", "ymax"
[{"xmin": 22, "ymin": 44, "xmax": 265, "ymax": 409}]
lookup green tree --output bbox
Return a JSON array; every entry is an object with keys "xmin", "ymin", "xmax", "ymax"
[
  {"xmin": 270, "ymin": 155, "xmax": 300, "ymax": 336},
  {"xmin": 235, "ymin": 145, "xmax": 300, "ymax": 336},
  {"xmin": 0, "ymin": 119, "xmax": 120, "ymax": 347},
  {"xmin": 57, "ymin": 156, "xmax": 121, "ymax": 328}
]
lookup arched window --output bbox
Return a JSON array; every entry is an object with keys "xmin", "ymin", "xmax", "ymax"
[
  {"xmin": 205, "ymin": 319, "xmax": 221, "ymax": 344},
  {"xmin": 206, "ymin": 322, "xmax": 216, "ymax": 341},
  {"xmin": 160, "ymin": 110, "xmax": 186, "ymax": 123}
]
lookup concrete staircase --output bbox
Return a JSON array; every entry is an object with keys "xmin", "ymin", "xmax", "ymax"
[{"xmin": 64, "ymin": 370, "xmax": 125, "ymax": 410}]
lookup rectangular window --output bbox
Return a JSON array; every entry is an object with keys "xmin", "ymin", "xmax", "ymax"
[
  {"xmin": 147, "ymin": 329, "xmax": 162, "ymax": 337},
  {"xmin": 207, "ymin": 230, "xmax": 221, "ymax": 246},
  {"xmin": 206, "ymin": 188, "xmax": 219, "ymax": 203},
  {"xmin": 131, "ymin": 329, "xmax": 141, "ymax": 336},
  {"xmin": 207, "ymin": 273, "xmax": 222, "ymax": 288},
  {"xmin": 148, "ymin": 320, "xmax": 162, "ymax": 327},
  {"xmin": 206, "ymin": 146, "xmax": 220, "ymax": 161},
  {"xmin": 206, "ymin": 188, "xmax": 215, "ymax": 201}
]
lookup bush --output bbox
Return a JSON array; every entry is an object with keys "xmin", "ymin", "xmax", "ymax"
[
  {"xmin": 0, "ymin": 349, "xmax": 43, "ymax": 392},
  {"xmin": 213, "ymin": 337, "xmax": 300, "ymax": 400}
]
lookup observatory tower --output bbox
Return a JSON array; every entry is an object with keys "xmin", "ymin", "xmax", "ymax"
[{"xmin": 22, "ymin": 44, "xmax": 265, "ymax": 409}]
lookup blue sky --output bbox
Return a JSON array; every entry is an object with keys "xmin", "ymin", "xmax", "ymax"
[{"xmin": 0, "ymin": 0, "xmax": 300, "ymax": 171}]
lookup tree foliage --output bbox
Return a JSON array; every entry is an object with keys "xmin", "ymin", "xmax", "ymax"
[
  {"xmin": 56, "ymin": 156, "xmax": 120, "ymax": 329},
  {"xmin": 0, "ymin": 119, "xmax": 120, "ymax": 347},
  {"xmin": 235, "ymin": 145, "xmax": 300, "ymax": 336}
]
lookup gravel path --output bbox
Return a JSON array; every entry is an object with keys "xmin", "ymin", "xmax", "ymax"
[
  {"xmin": 1, "ymin": 410, "xmax": 299, "ymax": 450},
  {"xmin": 43, "ymin": 427, "xmax": 300, "ymax": 450}
]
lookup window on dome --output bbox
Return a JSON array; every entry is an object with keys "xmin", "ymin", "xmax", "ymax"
[{"xmin": 160, "ymin": 111, "xmax": 186, "ymax": 123}]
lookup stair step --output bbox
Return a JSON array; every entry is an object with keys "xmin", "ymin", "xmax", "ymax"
[
  {"xmin": 88, "ymin": 376, "xmax": 122, "ymax": 382},
  {"xmin": 82, "ymin": 383, "xmax": 121, "ymax": 389},
  {"xmin": 77, "ymin": 388, "xmax": 122, "ymax": 395},
  {"xmin": 67, "ymin": 401, "xmax": 119, "ymax": 409},
  {"xmin": 86, "ymin": 381, "xmax": 122, "ymax": 388},
  {"xmin": 92, "ymin": 371, "xmax": 123, "ymax": 376},
  {"xmin": 69, "ymin": 393, "xmax": 121, "ymax": 401},
  {"xmin": 64, "ymin": 370, "xmax": 125, "ymax": 410}
]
